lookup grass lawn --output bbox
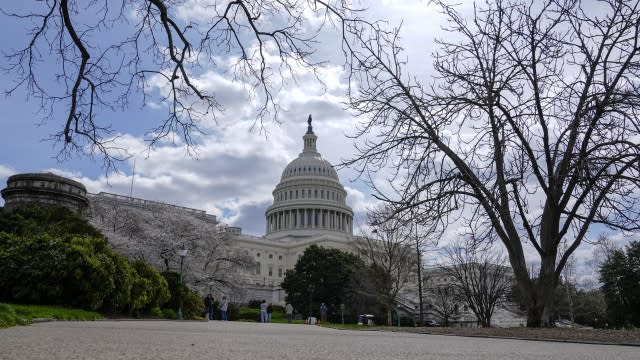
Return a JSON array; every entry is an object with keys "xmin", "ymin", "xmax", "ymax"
[
  {"xmin": 237, "ymin": 306, "xmax": 306, "ymax": 324},
  {"xmin": 0, "ymin": 303, "xmax": 103, "ymax": 328}
]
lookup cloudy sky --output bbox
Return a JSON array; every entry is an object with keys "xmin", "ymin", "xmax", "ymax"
[
  {"xmin": 0, "ymin": 0, "xmax": 635, "ymax": 285},
  {"xmin": 0, "ymin": 0, "xmax": 444, "ymax": 236}
]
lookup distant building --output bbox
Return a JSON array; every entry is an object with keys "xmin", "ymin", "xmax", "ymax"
[
  {"xmin": 422, "ymin": 266, "xmax": 526, "ymax": 328},
  {"xmin": 1, "ymin": 172, "xmax": 89, "ymax": 213}
]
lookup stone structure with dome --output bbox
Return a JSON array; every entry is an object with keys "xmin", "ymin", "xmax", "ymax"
[
  {"xmin": 231, "ymin": 115, "xmax": 356, "ymax": 304},
  {"xmin": 265, "ymin": 115, "xmax": 353, "ymax": 239},
  {"xmin": 1, "ymin": 173, "xmax": 89, "ymax": 213}
]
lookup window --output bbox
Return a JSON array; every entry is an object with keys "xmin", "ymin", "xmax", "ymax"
[
  {"xmin": 278, "ymin": 255, "xmax": 282, "ymax": 260},
  {"xmin": 278, "ymin": 267, "xmax": 283, "ymax": 277},
  {"xmin": 268, "ymin": 265, "xmax": 273, "ymax": 277},
  {"xmin": 269, "ymin": 254, "xmax": 273, "ymax": 259},
  {"xmin": 255, "ymin": 262, "xmax": 261, "ymax": 275},
  {"xmin": 314, "ymin": 189, "xmax": 318, "ymax": 198},
  {"xmin": 257, "ymin": 252, "xmax": 260, "ymax": 257}
]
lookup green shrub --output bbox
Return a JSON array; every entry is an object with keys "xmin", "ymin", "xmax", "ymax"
[
  {"xmin": 0, "ymin": 303, "xmax": 29, "ymax": 328},
  {"xmin": 182, "ymin": 290, "xmax": 204, "ymax": 319},
  {"xmin": 0, "ymin": 206, "xmax": 168, "ymax": 316},
  {"xmin": 0, "ymin": 205, "xmax": 103, "ymax": 238},
  {"xmin": 247, "ymin": 299, "xmax": 263, "ymax": 308},
  {"xmin": 128, "ymin": 260, "xmax": 170, "ymax": 314},
  {"xmin": 162, "ymin": 308, "xmax": 176, "ymax": 319},
  {"xmin": 150, "ymin": 307, "xmax": 163, "ymax": 318},
  {"xmin": 227, "ymin": 302, "xmax": 240, "ymax": 321},
  {"xmin": 399, "ymin": 315, "xmax": 416, "ymax": 327}
]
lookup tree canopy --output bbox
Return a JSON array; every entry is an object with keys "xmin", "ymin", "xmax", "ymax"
[
  {"xmin": 281, "ymin": 245, "xmax": 363, "ymax": 318},
  {"xmin": 599, "ymin": 241, "xmax": 640, "ymax": 328}
]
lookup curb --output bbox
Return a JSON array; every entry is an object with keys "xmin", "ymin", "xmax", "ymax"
[{"xmin": 384, "ymin": 328, "xmax": 640, "ymax": 347}]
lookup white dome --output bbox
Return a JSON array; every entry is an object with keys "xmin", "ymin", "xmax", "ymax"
[
  {"xmin": 265, "ymin": 115, "xmax": 353, "ymax": 240},
  {"xmin": 280, "ymin": 155, "xmax": 339, "ymax": 181}
]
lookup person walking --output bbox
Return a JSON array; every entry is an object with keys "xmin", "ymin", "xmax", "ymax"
[
  {"xmin": 266, "ymin": 303, "xmax": 273, "ymax": 323},
  {"xmin": 204, "ymin": 294, "xmax": 215, "ymax": 320},
  {"xmin": 285, "ymin": 303, "xmax": 294, "ymax": 324},
  {"xmin": 260, "ymin": 300, "xmax": 268, "ymax": 323},
  {"xmin": 219, "ymin": 296, "xmax": 229, "ymax": 321},
  {"xmin": 319, "ymin": 302, "xmax": 328, "ymax": 323}
]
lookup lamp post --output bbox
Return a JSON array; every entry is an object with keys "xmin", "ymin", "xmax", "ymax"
[
  {"xmin": 396, "ymin": 304, "xmax": 401, "ymax": 327},
  {"xmin": 308, "ymin": 284, "xmax": 315, "ymax": 321},
  {"xmin": 176, "ymin": 244, "xmax": 188, "ymax": 320}
]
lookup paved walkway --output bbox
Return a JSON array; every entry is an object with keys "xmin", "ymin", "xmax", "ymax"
[{"xmin": 1, "ymin": 320, "xmax": 637, "ymax": 359}]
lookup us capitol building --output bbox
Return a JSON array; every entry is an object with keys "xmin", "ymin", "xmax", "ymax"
[
  {"xmin": 1, "ymin": 116, "xmax": 356, "ymax": 305},
  {"xmin": 232, "ymin": 116, "xmax": 355, "ymax": 303}
]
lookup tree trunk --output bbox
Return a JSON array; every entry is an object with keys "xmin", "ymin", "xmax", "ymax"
[
  {"xmin": 526, "ymin": 253, "xmax": 557, "ymax": 327},
  {"xmin": 416, "ymin": 245, "xmax": 424, "ymax": 326},
  {"xmin": 565, "ymin": 279, "xmax": 575, "ymax": 327}
]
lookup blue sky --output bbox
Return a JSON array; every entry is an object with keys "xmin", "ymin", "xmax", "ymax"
[
  {"xmin": 0, "ymin": 1, "xmax": 635, "ymax": 286},
  {"xmin": 0, "ymin": 1, "xmax": 443, "ymax": 235}
]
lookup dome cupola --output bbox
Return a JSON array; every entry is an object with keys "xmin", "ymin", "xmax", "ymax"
[{"xmin": 265, "ymin": 115, "xmax": 353, "ymax": 240}]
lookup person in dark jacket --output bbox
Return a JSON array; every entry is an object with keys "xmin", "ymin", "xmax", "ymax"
[
  {"xmin": 266, "ymin": 303, "xmax": 273, "ymax": 323},
  {"xmin": 204, "ymin": 293, "xmax": 215, "ymax": 320}
]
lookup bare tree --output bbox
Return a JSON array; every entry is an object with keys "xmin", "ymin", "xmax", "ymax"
[
  {"xmin": 405, "ymin": 218, "xmax": 439, "ymax": 326},
  {"xmin": 1, "ymin": 1, "xmax": 357, "ymax": 170},
  {"xmin": 356, "ymin": 208, "xmax": 417, "ymax": 326},
  {"xmin": 338, "ymin": 0, "xmax": 640, "ymax": 326},
  {"xmin": 427, "ymin": 284, "xmax": 458, "ymax": 327},
  {"xmin": 444, "ymin": 241, "xmax": 513, "ymax": 328}
]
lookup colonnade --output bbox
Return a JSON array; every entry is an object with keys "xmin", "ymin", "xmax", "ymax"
[{"xmin": 267, "ymin": 208, "xmax": 353, "ymax": 234}]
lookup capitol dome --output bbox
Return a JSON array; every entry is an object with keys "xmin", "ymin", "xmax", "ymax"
[{"xmin": 265, "ymin": 115, "xmax": 353, "ymax": 240}]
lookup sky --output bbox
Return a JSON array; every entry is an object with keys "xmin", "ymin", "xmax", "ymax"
[
  {"xmin": 0, "ymin": 0, "xmax": 443, "ymax": 236},
  {"xmin": 0, "ymin": 0, "xmax": 636, "ymax": 286}
]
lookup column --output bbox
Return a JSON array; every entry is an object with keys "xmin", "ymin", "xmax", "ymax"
[
  {"xmin": 302, "ymin": 209, "xmax": 307, "ymax": 228},
  {"xmin": 313, "ymin": 209, "xmax": 317, "ymax": 228}
]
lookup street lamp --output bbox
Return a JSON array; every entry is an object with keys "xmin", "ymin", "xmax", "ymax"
[
  {"xmin": 308, "ymin": 284, "xmax": 315, "ymax": 321},
  {"xmin": 176, "ymin": 244, "xmax": 188, "ymax": 320}
]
